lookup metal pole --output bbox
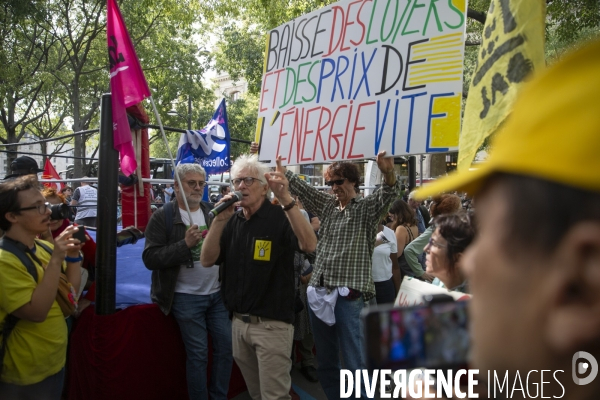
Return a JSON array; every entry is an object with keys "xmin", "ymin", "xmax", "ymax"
[
  {"xmin": 187, "ymin": 96, "xmax": 192, "ymax": 130},
  {"xmin": 95, "ymin": 93, "xmax": 119, "ymax": 315},
  {"xmin": 419, "ymin": 155, "xmax": 424, "ymax": 187},
  {"xmin": 408, "ymin": 156, "xmax": 416, "ymax": 191}
]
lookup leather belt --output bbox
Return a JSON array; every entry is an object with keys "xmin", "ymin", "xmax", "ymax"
[{"xmin": 233, "ymin": 312, "xmax": 276, "ymax": 324}]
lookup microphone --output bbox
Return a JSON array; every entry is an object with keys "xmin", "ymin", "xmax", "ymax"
[{"xmin": 209, "ymin": 191, "xmax": 242, "ymax": 218}]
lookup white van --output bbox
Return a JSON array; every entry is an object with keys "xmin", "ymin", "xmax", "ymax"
[{"xmin": 208, "ymin": 173, "xmax": 230, "ymax": 201}]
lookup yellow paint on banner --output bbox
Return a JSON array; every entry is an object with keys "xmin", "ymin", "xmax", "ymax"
[
  {"xmin": 411, "ymin": 64, "xmax": 462, "ymax": 74},
  {"xmin": 426, "ymin": 54, "xmax": 463, "ymax": 62},
  {"xmin": 413, "ymin": 43, "xmax": 462, "ymax": 54},
  {"xmin": 254, "ymin": 240, "xmax": 272, "ymax": 261},
  {"xmin": 410, "ymin": 77, "xmax": 462, "ymax": 85},
  {"xmin": 458, "ymin": 0, "xmax": 545, "ymax": 171},
  {"xmin": 430, "ymin": 94, "xmax": 461, "ymax": 148},
  {"xmin": 431, "ymin": 32, "xmax": 464, "ymax": 41},
  {"xmin": 410, "ymin": 71, "xmax": 462, "ymax": 81},
  {"xmin": 255, "ymin": 117, "xmax": 264, "ymax": 144},
  {"xmin": 412, "ymin": 61, "xmax": 462, "ymax": 70},
  {"xmin": 413, "ymin": 38, "xmax": 462, "ymax": 48},
  {"xmin": 263, "ymin": 33, "xmax": 270, "ymax": 75},
  {"xmin": 451, "ymin": 0, "xmax": 466, "ymax": 13}
]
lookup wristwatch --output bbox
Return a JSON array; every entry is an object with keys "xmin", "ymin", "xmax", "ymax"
[{"xmin": 281, "ymin": 198, "xmax": 296, "ymax": 211}]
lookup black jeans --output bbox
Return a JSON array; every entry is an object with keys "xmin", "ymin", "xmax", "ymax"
[
  {"xmin": 374, "ymin": 278, "xmax": 396, "ymax": 304},
  {"xmin": 0, "ymin": 368, "xmax": 65, "ymax": 400}
]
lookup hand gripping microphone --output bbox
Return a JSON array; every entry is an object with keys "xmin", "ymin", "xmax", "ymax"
[{"xmin": 209, "ymin": 191, "xmax": 243, "ymax": 218}]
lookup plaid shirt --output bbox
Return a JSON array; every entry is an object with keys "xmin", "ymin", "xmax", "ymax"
[{"xmin": 286, "ymin": 170, "xmax": 401, "ymax": 299}]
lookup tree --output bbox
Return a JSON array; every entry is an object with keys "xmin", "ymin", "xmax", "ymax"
[
  {"xmin": 0, "ymin": 3, "xmax": 59, "ymax": 165},
  {"xmin": 225, "ymin": 93, "xmax": 259, "ymax": 159}
]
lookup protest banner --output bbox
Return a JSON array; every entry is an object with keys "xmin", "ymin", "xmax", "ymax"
[
  {"xmin": 256, "ymin": 0, "xmax": 467, "ymax": 166},
  {"xmin": 395, "ymin": 276, "xmax": 471, "ymax": 307},
  {"xmin": 175, "ymin": 99, "xmax": 231, "ymax": 176},
  {"xmin": 457, "ymin": 0, "xmax": 545, "ymax": 171}
]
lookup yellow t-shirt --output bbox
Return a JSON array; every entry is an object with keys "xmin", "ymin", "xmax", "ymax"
[{"xmin": 0, "ymin": 241, "xmax": 67, "ymax": 385}]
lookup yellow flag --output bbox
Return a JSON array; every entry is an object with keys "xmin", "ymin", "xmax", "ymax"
[{"xmin": 458, "ymin": 0, "xmax": 545, "ymax": 171}]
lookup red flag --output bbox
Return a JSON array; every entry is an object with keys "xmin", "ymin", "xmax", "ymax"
[
  {"xmin": 106, "ymin": 0, "xmax": 151, "ymax": 176},
  {"xmin": 42, "ymin": 159, "xmax": 63, "ymax": 192}
]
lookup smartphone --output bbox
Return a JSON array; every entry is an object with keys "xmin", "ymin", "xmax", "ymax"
[
  {"xmin": 72, "ymin": 225, "xmax": 87, "ymax": 243},
  {"xmin": 301, "ymin": 265, "xmax": 313, "ymax": 277},
  {"xmin": 362, "ymin": 300, "xmax": 470, "ymax": 371}
]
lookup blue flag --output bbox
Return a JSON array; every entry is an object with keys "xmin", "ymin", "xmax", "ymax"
[{"xmin": 175, "ymin": 99, "xmax": 231, "ymax": 175}]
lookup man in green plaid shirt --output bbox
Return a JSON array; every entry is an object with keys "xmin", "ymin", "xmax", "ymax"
[{"xmin": 283, "ymin": 151, "xmax": 400, "ymax": 399}]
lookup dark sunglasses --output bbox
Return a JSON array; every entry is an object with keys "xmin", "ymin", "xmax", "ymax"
[{"xmin": 325, "ymin": 178, "xmax": 346, "ymax": 187}]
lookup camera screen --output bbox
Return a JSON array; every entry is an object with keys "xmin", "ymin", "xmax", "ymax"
[{"xmin": 363, "ymin": 301, "xmax": 470, "ymax": 371}]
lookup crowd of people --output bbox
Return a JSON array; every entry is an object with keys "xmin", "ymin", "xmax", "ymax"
[{"xmin": 1, "ymin": 38, "xmax": 599, "ymax": 400}]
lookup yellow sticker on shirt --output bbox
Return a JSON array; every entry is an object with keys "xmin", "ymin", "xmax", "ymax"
[{"xmin": 254, "ymin": 240, "xmax": 272, "ymax": 261}]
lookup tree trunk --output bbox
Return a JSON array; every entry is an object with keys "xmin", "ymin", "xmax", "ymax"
[{"xmin": 429, "ymin": 154, "xmax": 449, "ymax": 177}]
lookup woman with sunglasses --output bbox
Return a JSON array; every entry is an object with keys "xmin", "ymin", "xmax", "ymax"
[{"xmin": 424, "ymin": 211, "xmax": 476, "ymax": 293}]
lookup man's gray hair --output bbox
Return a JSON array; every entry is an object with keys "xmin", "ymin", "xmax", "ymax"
[
  {"xmin": 175, "ymin": 163, "xmax": 206, "ymax": 181},
  {"xmin": 230, "ymin": 154, "xmax": 269, "ymax": 186},
  {"xmin": 408, "ymin": 190, "xmax": 419, "ymax": 201}
]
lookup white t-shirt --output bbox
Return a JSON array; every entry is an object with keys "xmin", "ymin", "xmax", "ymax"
[
  {"xmin": 371, "ymin": 226, "xmax": 398, "ymax": 282},
  {"xmin": 73, "ymin": 185, "xmax": 97, "ymax": 219},
  {"xmin": 164, "ymin": 187, "xmax": 173, "ymax": 203},
  {"xmin": 174, "ymin": 208, "xmax": 220, "ymax": 295}
]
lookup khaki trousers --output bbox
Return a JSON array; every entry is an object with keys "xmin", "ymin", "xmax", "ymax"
[{"xmin": 232, "ymin": 317, "xmax": 294, "ymax": 400}]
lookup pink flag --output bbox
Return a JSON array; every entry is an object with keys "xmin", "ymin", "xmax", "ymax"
[
  {"xmin": 42, "ymin": 159, "xmax": 63, "ymax": 192},
  {"xmin": 106, "ymin": 0, "xmax": 151, "ymax": 176}
]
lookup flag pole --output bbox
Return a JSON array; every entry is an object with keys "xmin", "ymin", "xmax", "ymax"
[{"xmin": 148, "ymin": 96, "xmax": 193, "ymax": 222}]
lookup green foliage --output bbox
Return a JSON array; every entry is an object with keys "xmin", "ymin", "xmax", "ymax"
[
  {"xmin": 2, "ymin": 0, "xmax": 598, "ymax": 175},
  {"xmin": 547, "ymin": 0, "xmax": 600, "ymax": 44},
  {"xmin": 214, "ymin": 22, "xmax": 265, "ymax": 95},
  {"xmin": 225, "ymin": 93, "xmax": 259, "ymax": 159}
]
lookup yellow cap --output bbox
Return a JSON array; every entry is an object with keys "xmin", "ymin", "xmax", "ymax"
[{"xmin": 415, "ymin": 38, "xmax": 600, "ymax": 200}]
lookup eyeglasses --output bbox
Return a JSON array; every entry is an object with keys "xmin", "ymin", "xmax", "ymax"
[
  {"xmin": 428, "ymin": 237, "xmax": 447, "ymax": 249},
  {"xmin": 232, "ymin": 177, "xmax": 260, "ymax": 187},
  {"xmin": 325, "ymin": 178, "xmax": 346, "ymax": 187},
  {"xmin": 14, "ymin": 202, "xmax": 51, "ymax": 215},
  {"xmin": 186, "ymin": 180, "xmax": 207, "ymax": 189}
]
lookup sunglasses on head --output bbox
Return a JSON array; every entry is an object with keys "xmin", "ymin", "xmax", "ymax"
[{"xmin": 325, "ymin": 178, "xmax": 346, "ymax": 187}]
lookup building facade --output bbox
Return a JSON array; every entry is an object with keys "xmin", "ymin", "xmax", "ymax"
[{"xmin": 0, "ymin": 132, "xmax": 75, "ymax": 179}]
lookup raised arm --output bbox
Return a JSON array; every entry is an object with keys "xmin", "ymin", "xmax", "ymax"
[
  {"xmin": 200, "ymin": 194, "xmax": 236, "ymax": 267},
  {"xmin": 404, "ymin": 226, "xmax": 435, "ymax": 281},
  {"xmin": 12, "ymin": 225, "xmax": 82, "ymax": 322},
  {"xmin": 376, "ymin": 150, "xmax": 396, "ymax": 187},
  {"xmin": 266, "ymin": 157, "xmax": 317, "ymax": 253}
]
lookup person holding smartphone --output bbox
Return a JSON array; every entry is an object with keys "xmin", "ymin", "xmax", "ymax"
[
  {"xmin": 0, "ymin": 175, "xmax": 82, "ymax": 399},
  {"xmin": 39, "ymin": 187, "xmax": 96, "ymax": 316},
  {"xmin": 415, "ymin": 39, "xmax": 600, "ymax": 399}
]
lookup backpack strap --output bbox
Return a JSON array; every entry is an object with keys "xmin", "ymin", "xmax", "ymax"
[
  {"xmin": 34, "ymin": 239, "xmax": 54, "ymax": 257},
  {"xmin": 0, "ymin": 237, "xmax": 39, "ymax": 282},
  {"xmin": 0, "ymin": 237, "xmax": 53, "ymax": 377},
  {"xmin": 403, "ymin": 225, "xmax": 415, "ymax": 247}
]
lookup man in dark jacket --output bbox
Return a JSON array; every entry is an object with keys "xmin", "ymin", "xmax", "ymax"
[{"xmin": 143, "ymin": 163, "xmax": 232, "ymax": 400}]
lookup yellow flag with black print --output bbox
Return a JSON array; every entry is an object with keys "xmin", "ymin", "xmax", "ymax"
[{"xmin": 458, "ymin": 0, "xmax": 546, "ymax": 171}]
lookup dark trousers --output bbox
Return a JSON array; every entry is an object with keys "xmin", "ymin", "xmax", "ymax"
[
  {"xmin": 374, "ymin": 278, "xmax": 396, "ymax": 305},
  {"xmin": 0, "ymin": 368, "xmax": 65, "ymax": 400}
]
